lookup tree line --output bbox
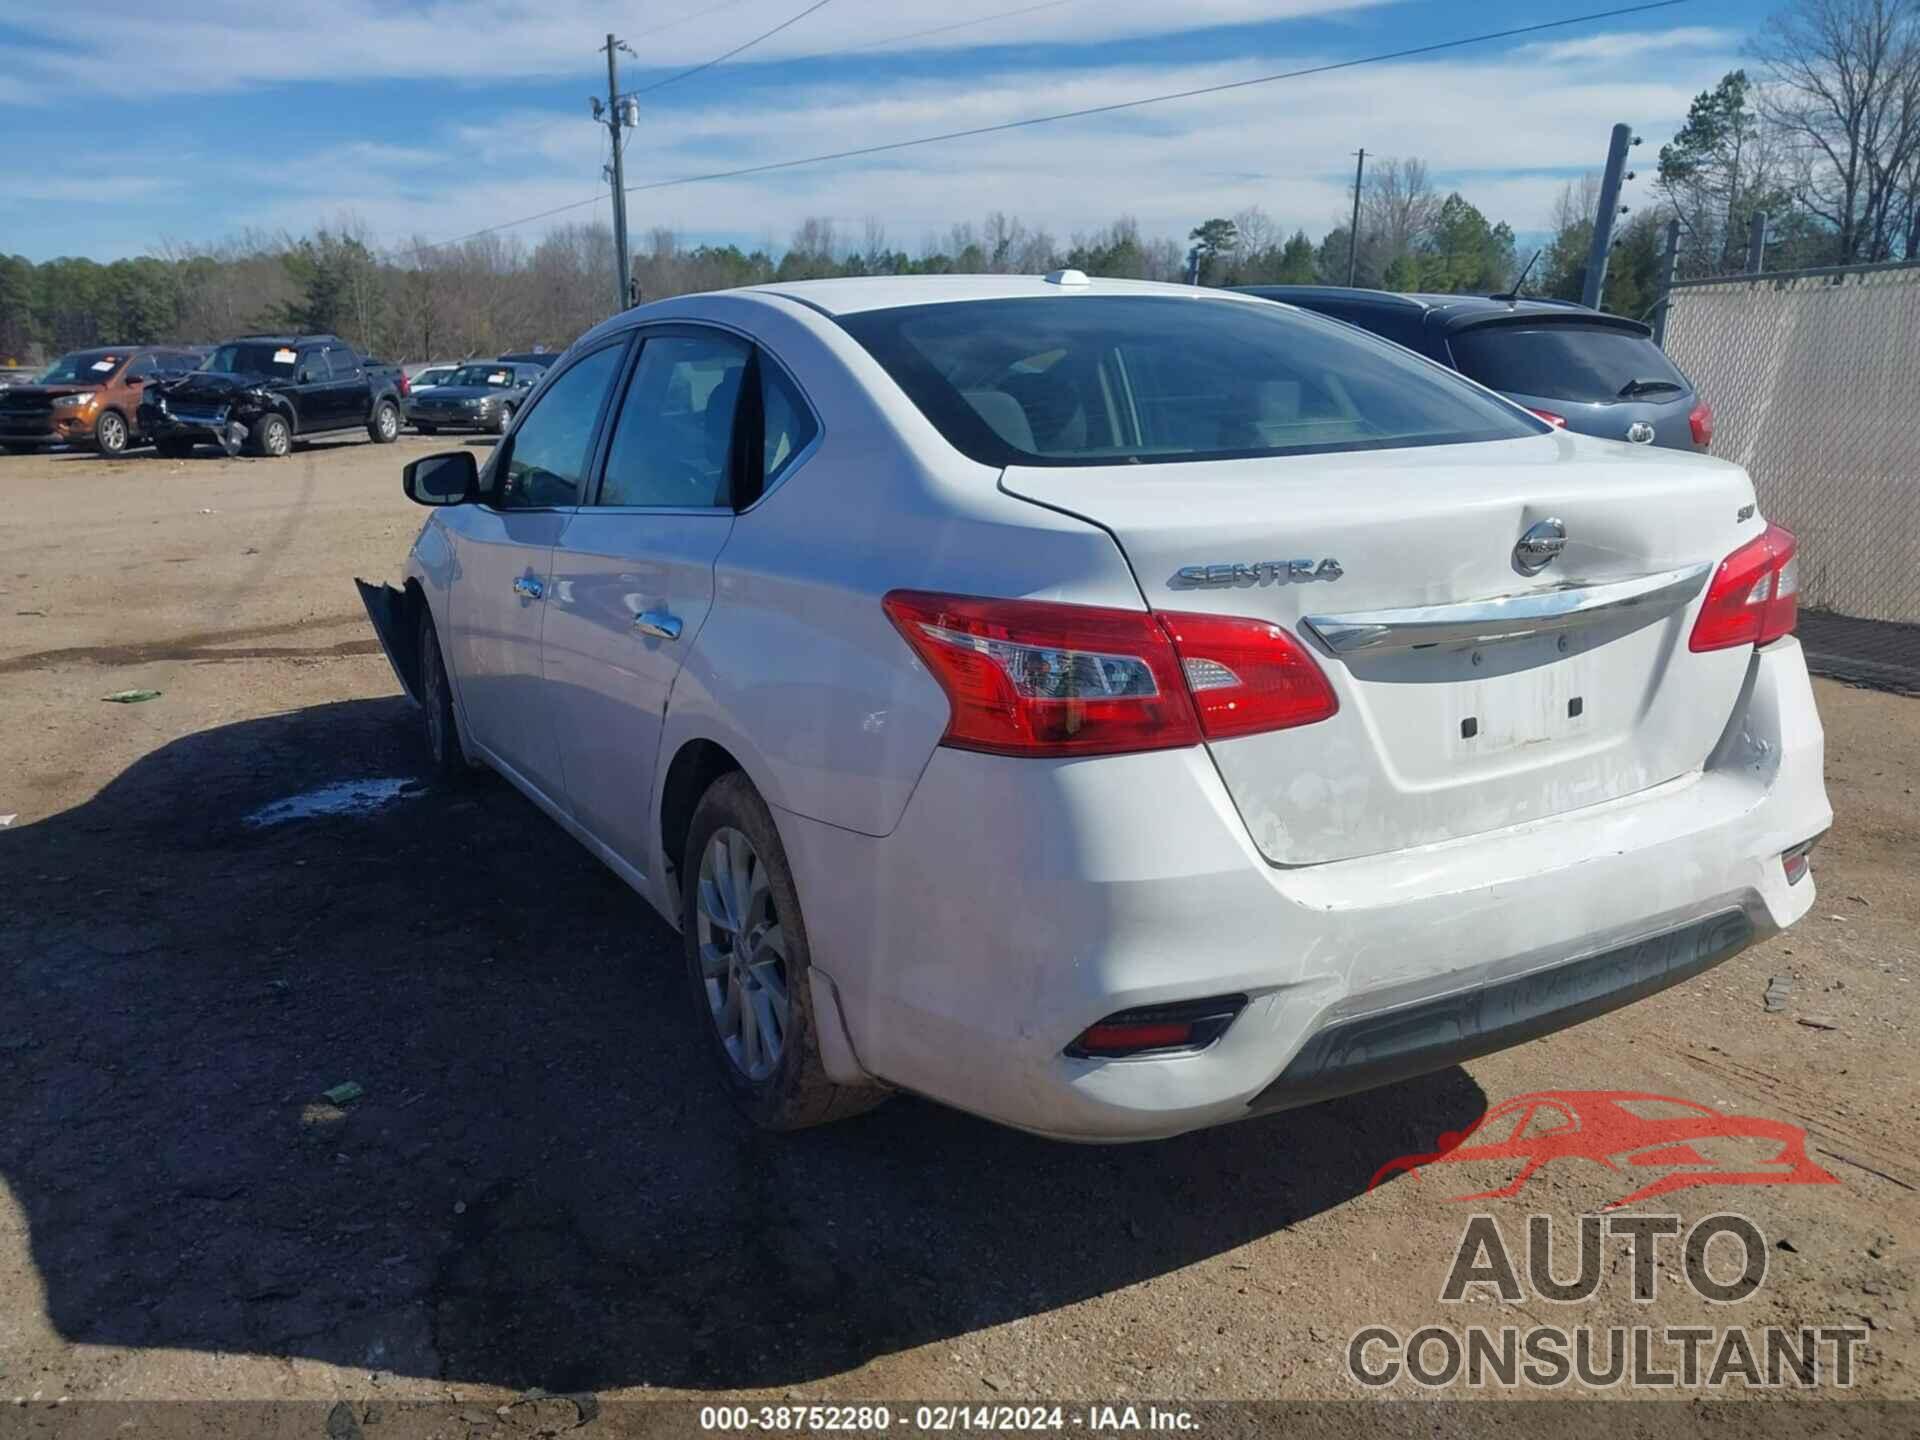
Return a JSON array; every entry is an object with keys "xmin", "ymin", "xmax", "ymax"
[{"xmin": 4, "ymin": 0, "xmax": 1914, "ymax": 367}]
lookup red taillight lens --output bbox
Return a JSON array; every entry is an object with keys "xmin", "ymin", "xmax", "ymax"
[
  {"xmin": 399, "ymin": 372, "xmax": 412, "ymax": 397},
  {"xmin": 882, "ymin": 591, "xmax": 1200, "ymax": 757},
  {"xmin": 1155, "ymin": 610, "xmax": 1339, "ymax": 738},
  {"xmin": 883, "ymin": 592, "xmax": 1338, "ymax": 757},
  {"xmin": 1689, "ymin": 401, "xmax": 1713, "ymax": 448},
  {"xmin": 1526, "ymin": 407, "xmax": 1567, "ymax": 428},
  {"xmin": 1688, "ymin": 523, "xmax": 1799, "ymax": 652}
]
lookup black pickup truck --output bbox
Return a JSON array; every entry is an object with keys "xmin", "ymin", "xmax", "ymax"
[{"xmin": 140, "ymin": 333, "xmax": 407, "ymax": 458}]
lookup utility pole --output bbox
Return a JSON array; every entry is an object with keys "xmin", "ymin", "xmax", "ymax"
[
  {"xmin": 1652, "ymin": 218, "xmax": 1680, "ymax": 349},
  {"xmin": 1345, "ymin": 148, "xmax": 1366, "ymax": 287},
  {"xmin": 600, "ymin": 34, "xmax": 634, "ymax": 312},
  {"xmin": 1745, "ymin": 211, "xmax": 1768, "ymax": 274},
  {"xmin": 1581, "ymin": 123, "xmax": 1640, "ymax": 310}
]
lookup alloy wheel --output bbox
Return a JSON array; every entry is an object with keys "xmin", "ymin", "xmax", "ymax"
[
  {"xmin": 378, "ymin": 405, "xmax": 398, "ymax": 440},
  {"xmin": 98, "ymin": 413, "xmax": 126, "ymax": 454},
  {"xmin": 695, "ymin": 826, "xmax": 790, "ymax": 1081}
]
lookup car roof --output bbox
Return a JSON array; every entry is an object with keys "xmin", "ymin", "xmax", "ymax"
[
  {"xmin": 1236, "ymin": 285, "xmax": 1652, "ymax": 337},
  {"xmin": 739, "ymin": 273, "xmax": 1274, "ymax": 317}
]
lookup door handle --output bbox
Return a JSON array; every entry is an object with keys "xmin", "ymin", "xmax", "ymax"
[
  {"xmin": 633, "ymin": 609, "xmax": 682, "ymax": 641},
  {"xmin": 512, "ymin": 575, "xmax": 545, "ymax": 600}
]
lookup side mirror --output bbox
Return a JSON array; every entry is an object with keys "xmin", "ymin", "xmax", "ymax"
[{"xmin": 403, "ymin": 450, "xmax": 478, "ymax": 507}]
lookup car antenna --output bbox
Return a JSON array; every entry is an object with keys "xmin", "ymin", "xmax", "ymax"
[{"xmin": 1492, "ymin": 249, "xmax": 1542, "ymax": 306}]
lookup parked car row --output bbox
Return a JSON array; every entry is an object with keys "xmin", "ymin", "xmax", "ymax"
[
  {"xmin": 358, "ymin": 272, "xmax": 1817, "ymax": 1141},
  {"xmin": 0, "ymin": 345, "xmax": 210, "ymax": 455},
  {"xmin": 0, "ymin": 337, "xmax": 563, "ymax": 458}
]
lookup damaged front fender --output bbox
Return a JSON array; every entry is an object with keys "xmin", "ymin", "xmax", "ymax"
[{"xmin": 355, "ymin": 579, "xmax": 423, "ymax": 704}]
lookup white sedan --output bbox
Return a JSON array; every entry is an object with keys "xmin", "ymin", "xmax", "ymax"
[{"xmin": 357, "ymin": 273, "xmax": 1831, "ymax": 1141}]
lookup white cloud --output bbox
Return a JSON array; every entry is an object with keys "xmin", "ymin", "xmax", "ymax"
[
  {"xmin": 248, "ymin": 30, "xmax": 1734, "ymax": 253},
  {"xmin": 0, "ymin": 0, "xmax": 1390, "ymax": 100}
]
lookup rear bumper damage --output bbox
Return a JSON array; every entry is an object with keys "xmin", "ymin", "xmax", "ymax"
[{"xmin": 776, "ymin": 637, "xmax": 1832, "ymax": 1141}]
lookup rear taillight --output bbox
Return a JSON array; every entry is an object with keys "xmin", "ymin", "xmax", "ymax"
[
  {"xmin": 399, "ymin": 372, "xmax": 412, "ymax": 397},
  {"xmin": 1689, "ymin": 401, "xmax": 1713, "ymax": 448},
  {"xmin": 1688, "ymin": 523, "xmax": 1799, "ymax": 652},
  {"xmin": 1526, "ymin": 407, "xmax": 1567, "ymax": 428},
  {"xmin": 882, "ymin": 591, "xmax": 1336, "ymax": 758},
  {"xmin": 1156, "ymin": 610, "xmax": 1340, "ymax": 738}
]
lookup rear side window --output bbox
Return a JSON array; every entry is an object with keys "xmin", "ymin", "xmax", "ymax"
[
  {"xmin": 597, "ymin": 333, "xmax": 749, "ymax": 508},
  {"xmin": 838, "ymin": 296, "xmax": 1541, "ymax": 468},
  {"xmin": 1449, "ymin": 323, "xmax": 1688, "ymax": 405},
  {"xmin": 760, "ymin": 360, "xmax": 818, "ymax": 489},
  {"xmin": 325, "ymin": 347, "xmax": 361, "ymax": 377}
]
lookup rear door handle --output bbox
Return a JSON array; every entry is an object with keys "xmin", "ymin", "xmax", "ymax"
[
  {"xmin": 633, "ymin": 609, "xmax": 682, "ymax": 641},
  {"xmin": 512, "ymin": 576, "xmax": 544, "ymax": 600}
]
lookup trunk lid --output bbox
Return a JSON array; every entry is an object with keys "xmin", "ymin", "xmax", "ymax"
[{"xmin": 1002, "ymin": 431, "xmax": 1760, "ymax": 865}]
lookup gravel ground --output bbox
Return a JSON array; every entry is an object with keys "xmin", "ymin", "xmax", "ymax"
[{"xmin": 0, "ymin": 438, "xmax": 1915, "ymax": 1419}]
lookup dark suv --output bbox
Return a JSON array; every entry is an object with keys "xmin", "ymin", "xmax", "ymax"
[
  {"xmin": 1234, "ymin": 288, "xmax": 1711, "ymax": 452},
  {"xmin": 141, "ymin": 334, "xmax": 407, "ymax": 458}
]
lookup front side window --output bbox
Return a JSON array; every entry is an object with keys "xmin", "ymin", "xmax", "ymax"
[
  {"xmin": 838, "ymin": 295, "xmax": 1544, "ymax": 467},
  {"xmin": 494, "ymin": 342, "xmax": 624, "ymax": 509},
  {"xmin": 597, "ymin": 333, "xmax": 749, "ymax": 508},
  {"xmin": 1449, "ymin": 323, "xmax": 1689, "ymax": 405}
]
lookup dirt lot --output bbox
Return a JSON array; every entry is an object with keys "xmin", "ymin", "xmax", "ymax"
[{"xmin": 1, "ymin": 437, "xmax": 1917, "ymax": 1418}]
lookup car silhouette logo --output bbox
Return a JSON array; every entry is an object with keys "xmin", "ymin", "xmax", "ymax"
[
  {"xmin": 1367, "ymin": 1089, "xmax": 1840, "ymax": 1209},
  {"xmin": 1627, "ymin": 421, "xmax": 1657, "ymax": 445}
]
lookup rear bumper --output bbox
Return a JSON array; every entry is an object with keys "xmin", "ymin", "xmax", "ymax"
[{"xmin": 776, "ymin": 638, "xmax": 1831, "ymax": 1141}]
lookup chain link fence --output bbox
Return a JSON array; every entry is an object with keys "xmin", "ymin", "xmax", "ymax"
[{"xmin": 1664, "ymin": 262, "xmax": 1920, "ymax": 635}]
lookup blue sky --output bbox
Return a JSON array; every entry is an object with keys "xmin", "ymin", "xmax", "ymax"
[{"xmin": 0, "ymin": 0, "xmax": 1765, "ymax": 264}]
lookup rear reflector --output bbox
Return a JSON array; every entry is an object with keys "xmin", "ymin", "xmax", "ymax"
[
  {"xmin": 1689, "ymin": 523, "xmax": 1799, "ymax": 652},
  {"xmin": 883, "ymin": 592, "xmax": 1337, "ymax": 757},
  {"xmin": 1526, "ymin": 407, "xmax": 1568, "ymax": 428},
  {"xmin": 1689, "ymin": 400, "xmax": 1713, "ymax": 448},
  {"xmin": 1067, "ymin": 995, "xmax": 1248, "ymax": 1058},
  {"xmin": 1781, "ymin": 834, "xmax": 1822, "ymax": 885}
]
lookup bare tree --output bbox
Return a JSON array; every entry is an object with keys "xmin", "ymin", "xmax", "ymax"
[
  {"xmin": 1756, "ymin": 0, "xmax": 1920, "ymax": 262},
  {"xmin": 1361, "ymin": 157, "xmax": 1442, "ymax": 267}
]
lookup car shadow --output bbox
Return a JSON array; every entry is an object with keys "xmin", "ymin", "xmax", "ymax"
[{"xmin": 0, "ymin": 698, "xmax": 1485, "ymax": 1393}]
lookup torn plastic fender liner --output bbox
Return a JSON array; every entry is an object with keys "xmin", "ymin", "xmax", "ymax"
[{"xmin": 355, "ymin": 579, "xmax": 422, "ymax": 704}]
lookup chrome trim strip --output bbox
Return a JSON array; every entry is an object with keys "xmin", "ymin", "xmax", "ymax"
[{"xmin": 1302, "ymin": 563, "xmax": 1712, "ymax": 656}]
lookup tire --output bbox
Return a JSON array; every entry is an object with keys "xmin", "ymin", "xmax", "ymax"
[
  {"xmin": 681, "ymin": 773, "xmax": 887, "ymax": 1131},
  {"xmin": 94, "ymin": 410, "xmax": 130, "ymax": 457},
  {"xmin": 369, "ymin": 400, "xmax": 400, "ymax": 444},
  {"xmin": 155, "ymin": 437, "xmax": 195, "ymax": 459},
  {"xmin": 492, "ymin": 404, "xmax": 514, "ymax": 436},
  {"xmin": 416, "ymin": 604, "xmax": 471, "ymax": 780},
  {"xmin": 248, "ymin": 413, "xmax": 292, "ymax": 458}
]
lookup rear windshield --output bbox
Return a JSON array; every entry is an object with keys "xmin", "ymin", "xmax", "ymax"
[
  {"xmin": 837, "ymin": 295, "xmax": 1544, "ymax": 467},
  {"xmin": 1449, "ymin": 322, "xmax": 1689, "ymax": 405}
]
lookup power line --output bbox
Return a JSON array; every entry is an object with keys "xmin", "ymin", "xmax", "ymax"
[
  {"xmin": 632, "ymin": 0, "xmax": 839, "ymax": 97},
  {"xmin": 781, "ymin": 0, "xmax": 1081, "ymax": 65},
  {"xmin": 620, "ymin": 0, "xmax": 1692, "ymax": 197},
  {"xmin": 393, "ymin": 0, "xmax": 1691, "ymax": 260}
]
